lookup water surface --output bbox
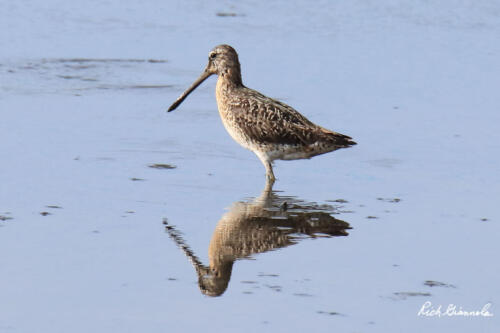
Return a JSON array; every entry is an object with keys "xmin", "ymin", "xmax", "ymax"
[{"xmin": 1, "ymin": 1, "xmax": 499, "ymax": 332}]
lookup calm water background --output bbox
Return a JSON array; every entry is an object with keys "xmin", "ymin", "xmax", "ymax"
[{"xmin": 1, "ymin": 1, "xmax": 499, "ymax": 332}]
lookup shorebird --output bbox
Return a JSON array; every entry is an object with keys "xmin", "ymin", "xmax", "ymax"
[{"xmin": 168, "ymin": 44, "xmax": 356, "ymax": 183}]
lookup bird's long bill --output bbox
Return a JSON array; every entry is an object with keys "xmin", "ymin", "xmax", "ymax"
[{"xmin": 167, "ymin": 69, "xmax": 212, "ymax": 112}]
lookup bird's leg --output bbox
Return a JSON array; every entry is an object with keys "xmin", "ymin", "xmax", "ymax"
[
  {"xmin": 263, "ymin": 174, "xmax": 275, "ymax": 195},
  {"xmin": 265, "ymin": 162, "xmax": 276, "ymax": 183},
  {"xmin": 256, "ymin": 152, "xmax": 276, "ymax": 184}
]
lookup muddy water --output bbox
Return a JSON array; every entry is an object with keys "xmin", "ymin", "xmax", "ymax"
[{"xmin": 1, "ymin": 1, "xmax": 499, "ymax": 332}]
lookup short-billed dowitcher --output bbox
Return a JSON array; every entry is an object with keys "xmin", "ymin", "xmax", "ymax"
[{"xmin": 168, "ymin": 45, "xmax": 356, "ymax": 182}]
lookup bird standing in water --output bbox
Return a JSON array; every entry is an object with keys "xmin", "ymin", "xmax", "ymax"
[{"xmin": 168, "ymin": 45, "xmax": 356, "ymax": 184}]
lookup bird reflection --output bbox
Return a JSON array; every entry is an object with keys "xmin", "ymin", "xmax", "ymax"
[{"xmin": 164, "ymin": 183, "xmax": 351, "ymax": 297}]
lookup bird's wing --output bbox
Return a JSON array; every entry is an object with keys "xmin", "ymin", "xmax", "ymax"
[
  {"xmin": 226, "ymin": 88, "xmax": 354, "ymax": 147},
  {"xmin": 225, "ymin": 89, "xmax": 320, "ymax": 145}
]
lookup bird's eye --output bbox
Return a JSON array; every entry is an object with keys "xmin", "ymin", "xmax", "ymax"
[{"xmin": 209, "ymin": 53, "xmax": 217, "ymax": 60}]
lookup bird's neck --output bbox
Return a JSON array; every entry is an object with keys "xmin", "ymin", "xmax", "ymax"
[
  {"xmin": 218, "ymin": 67, "xmax": 243, "ymax": 88},
  {"xmin": 216, "ymin": 68, "xmax": 244, "ymax": 106}
]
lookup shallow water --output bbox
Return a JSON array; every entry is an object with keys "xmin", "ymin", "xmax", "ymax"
[{"xmin": 1, "ymin": 1, "xmax": 499, "ymax": 332}]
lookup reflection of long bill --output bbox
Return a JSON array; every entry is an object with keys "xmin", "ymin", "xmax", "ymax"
[{"xmin": 167, "ymin": 67, "xmax": 212, "ymax": 112}]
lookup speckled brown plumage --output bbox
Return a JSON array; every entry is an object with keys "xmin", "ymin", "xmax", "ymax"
[
  {"xmin": 168, "ymin": 44, "xmax": 356, "ymax": 182},
  {"xmin": 164, "ymin": 187, "xmax": 350, "ymax": 296}
]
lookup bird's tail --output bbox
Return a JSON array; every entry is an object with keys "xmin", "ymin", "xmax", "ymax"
[{"xmin": 320, "ymin": 128, "xmax": 357, "ymax": 148}]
